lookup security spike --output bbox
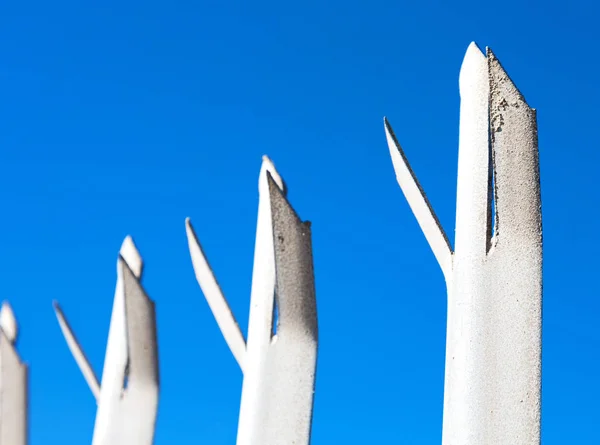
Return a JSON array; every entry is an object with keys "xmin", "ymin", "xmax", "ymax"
[
  {"xmin": 0, "ymin": 302, "xmax": 27, "ymax": 445},
  {"xmin": 188, "ymin": 156, "xmax": 318, "ymax": 445},
  {"xmin": 386, "ymin": 42, "xmax": 542, "ymax": 444},
  {"xmin": 54, "ymin": 237, "xmax": 159, "ymax": 445}
]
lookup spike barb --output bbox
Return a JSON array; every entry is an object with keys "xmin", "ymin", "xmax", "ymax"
[
  {"xmin": 52, "ymin": 301, "xmax": 101, "ymax": 401},
  {"xmin": 185, "ymin": 217, "xmax": 246, "ymax": 371},
  {"xmin": 455, "ymin": 40, "xmax": 492, "ymax": 258},
  {"xmin": 384, "ymin": 117, "xmax": 453, "ymax": 280}
]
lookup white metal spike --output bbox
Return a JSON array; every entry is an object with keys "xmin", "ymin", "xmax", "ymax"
[
  {"xmin": 441, "ymin": 41, "xmax": 491, "ymax": 442},
  {"xmin": 0, "ymin": 301, "xmax": 27, "ymax": 445},
  {"xmin": 187, "ymin": 156, "xmax": 318, "ymax": 445},
  {"xmin": 54, "ymin": 237, "xmax": 159, "ymax": 445},
  {"xmin": 386, "ymin": 42, "xmax": 542, "ymax": 444},
  {"xmin": 0, "ymin": 301, "xmax": 18, "ymax": 344},
  {"xmin": 119, "ymin": 235, "xmax": 143, "ymax": 279},
  {"xmin": 236, "ymin": 156, "xmax": 281, "ymax": 445}
]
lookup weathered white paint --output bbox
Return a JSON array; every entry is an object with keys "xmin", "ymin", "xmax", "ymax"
[
  {"xmin": 54, "ymin": 236, "xmax": 159, "ymax": 445},
  {"xmin": 0, "ymin": 302, "xmax": 27, "ymax": 445},
  {"xmin": 385, "ymin": 42, "xmax": 542, "ymax": 444},
  {"xmin": 186, "ymin": 156, "xmax": 318, "ymax": 445}
]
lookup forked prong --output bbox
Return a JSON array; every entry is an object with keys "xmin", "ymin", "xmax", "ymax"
[
  {"xmin": 384, "ymin": 118, "xmax": 453, "ymax": 279},
  {"xmin": 236, "ymin": 156, "xmax": 284, "ymax": 445},
  {"xmin": 52, "ymin": 301, "xmax": 101, "ymax": 401},
  {"xmin": 185, "ymin": 217, "xmax": 246, "ymax": 371},
  {"xmin": 455, "ymin": 42, "xmax": 492, "ymax": 258}
]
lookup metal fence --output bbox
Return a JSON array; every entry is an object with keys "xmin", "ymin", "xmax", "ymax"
[{"xmin": 0, "ymin": 41, "xmax": 541, "ymax": 445}]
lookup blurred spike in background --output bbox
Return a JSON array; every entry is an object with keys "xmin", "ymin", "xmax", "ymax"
[
  {"xmin": 0, "ymin": 301, "xmax": 28, "ymax": 445},
  {"xmin": 53, "ymin": 238, "xmax": 159, "ymax": 445},
  {"xmin": 385, "ymin": 42, "xmax": 542, "ymax": 444}
]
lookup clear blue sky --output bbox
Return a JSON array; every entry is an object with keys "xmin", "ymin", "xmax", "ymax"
[{"xmin": 1, "ymin": 1, "xmax": 597, "ymax": 444}]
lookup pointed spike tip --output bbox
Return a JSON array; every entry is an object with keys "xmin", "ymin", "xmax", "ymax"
[
  {"xmin": 0, "ymin": 301, "xmax": 18, "ymax": 343},
  {"xmin": 459, "ymin": 41, "xmax": 486, "ymax": 94},
  {"xmin": 260, "ymin": 155, "xmax": 286, "ymax": 195},
  {"xmin": 383, "ymin": 117, "xmax": 400, "ymax": 152},
  {"xmin": 487, "ymin": 46, "xmax": 530, "ymax": 109},
  {"xmin": 120, "ymin": 235, "xmax": 143, "ymax": 278},
  {"xmin": 185, "ymin": 217, "xmax": 194, "ymax": 237},
  {"xmin": 185, "ymin": 217, "xmax": 196, "ymax": 241}
]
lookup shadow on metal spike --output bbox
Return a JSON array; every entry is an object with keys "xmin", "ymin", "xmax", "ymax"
[
  {"xmin": 0, "ymin": 302, "xmax": 27, "ymax": 445},
  {"xmin": 384, "ymin": 42, "xmax": 542, "ymax": 444},
  {"xmin": 53, "ymin": 237, "xmax": 159, "ymax": 445},
  {"xmin": 186, "ymin": 156, "xmax": 318, "ymax": 445}
]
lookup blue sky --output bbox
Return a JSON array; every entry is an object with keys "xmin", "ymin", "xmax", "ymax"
[{"xmin": 1, "ymin": 0, "xmax": 598, "ymax": 443}]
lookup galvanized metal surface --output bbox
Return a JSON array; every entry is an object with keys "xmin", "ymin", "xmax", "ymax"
[
  {"xmin": 54, "ymin": 237, "xmax": 159, "ymax": 445},
  {"xmin": 385, "ymin": 42, "xmax": 542, "ymax": 444},
  {"xmin": 186, "ymin": 156, "xmax": 318, "ymax": 445}
]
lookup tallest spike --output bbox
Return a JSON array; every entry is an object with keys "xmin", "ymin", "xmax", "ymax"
[{"xmin": 385, "ymin": 42, "xmax": 542, "ymax": 445}]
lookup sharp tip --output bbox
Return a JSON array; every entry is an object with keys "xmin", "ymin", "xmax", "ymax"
[
  {"xmin": 383, "ymin": 116, "xmax": 391, "ymax": 131},
  {"xmin": 0, "ymin": 301, "xmax": 18, "ymax": 343},
  {"xmin": 185, "ymin": 217, "xmax": 193, "ymax": 234},
  {"xmin": 119, "ymin": 235, "xmax": 143, "ymax": 278},
  {"xmin": 459, "ymin": 41, "xmax": 486, "ymax": 91},
  {"xmin": 384, "ymin": 118, "xmax": 399, "ymax": 147},
  {"xmin": 120, "ymin": 235, "xmax": 138, "ymax": 256},
  {"xmin": 384, "ymin": 116, "xmax": 392, "ymax": 133},
  {"xmin": 467, "ymin": 41, "xmax": 480, "ymax": 51},
  {"xmin": 488, "ymin": 50, "xmax": 530, "ymax": 108},
  {"xmin": 260, "ymin": 155, "xmax": 286, "ymax": 194}
]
